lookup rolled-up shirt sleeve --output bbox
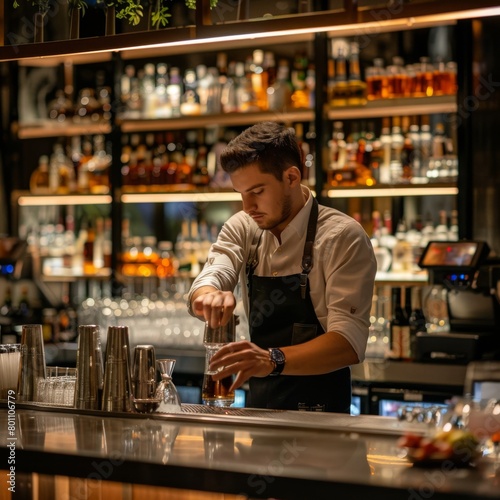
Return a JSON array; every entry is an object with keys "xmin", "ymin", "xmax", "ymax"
[
  {"xmin": 311, "ymin": 214, "xmax": 377, "ymax": 363},
  {"xmin": 187, "ymin": 212, "xmax": 253, "ymax": 312}
]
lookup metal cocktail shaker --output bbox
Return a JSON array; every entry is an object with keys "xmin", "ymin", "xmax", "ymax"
[
  {"xmin": 74, "ymin": 325, "xmax": 104, "ymax": 410},
  {"xmin": 102, "ymin": 325, "xmax": 132, "ymax": 412},
  {"xmin": 17, "ymin": 324, "xmax": 46, "ymax": 402}
]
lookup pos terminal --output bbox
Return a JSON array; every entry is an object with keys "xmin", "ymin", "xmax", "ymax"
[{"xmin": 415, "ymin": 240, "xmax": 500, "ymax": 363}]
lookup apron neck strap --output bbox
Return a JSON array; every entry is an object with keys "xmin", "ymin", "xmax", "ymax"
[{"xmin": 300, "ymin": 196, "xmax": 319, "ymax": 299}]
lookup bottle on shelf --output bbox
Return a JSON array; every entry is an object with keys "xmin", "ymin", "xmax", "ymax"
[
  {"xmin": 389, "ymin": 287, "xmax": 411, "ymax": 360},
  {"xmin": 180, "ymin": 68, "xmax": 201, "ymax": 116},
  {"xmin": 331, "ymin": 41, "xmax": 349, "ymax": 107},
  {"xmin": 267, "ymin": 59, "xmax": 292, "ymax": 112},
  {"xmin": 346, "ymin": 42, "xmax": 367, "ymax": 106},
  {"xmin": 367, "ymin": 58, "xmax": 386, "ymax": 100},
  {"xmin": 290, "ymin": 51, "xmax": 310, "ymax": 109},
  {"xmin": 408, "ymin": 286, "xmax": 426, "ymax": 359},
  {"xmin": 391, "ymin": 219, "xmax": 414, "ymax": 273},
  {"xmin": 30, "ymin": 155, "xmax": 51, "ymax": 194},
  {"xmin": 166, "ymin": 67, "xmax": 183, "ymax": 117},
  {"xmin": 386, "ymin": 56, "xmax": 407, "ymax": 98},
  {"xmin": 250, "ymin": 49, "xmax": 269, "ymax": 111},
  {"xmin": 155, "ymin": 62, "xmax": 172, "ymax": 118}
]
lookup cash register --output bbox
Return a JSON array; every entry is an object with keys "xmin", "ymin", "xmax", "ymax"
[{"xmin": 415, "ymin": 240, "xmax": 500, "ymax": 363}]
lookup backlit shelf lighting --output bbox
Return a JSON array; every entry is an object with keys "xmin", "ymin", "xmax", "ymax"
[
  {"xmin": 17, "ymin": 195, "xmax": 112, "ymax": 206},
  {"xmin": 121, "ymin": 192, "xmax": 242, "ymax": 203},
  {"xmin": 325, "ymin": 186, "xmax": 458, "ymax": 198}
]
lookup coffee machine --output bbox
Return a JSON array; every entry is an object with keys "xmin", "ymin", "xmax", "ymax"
[{"xmin": 415, "ymin": 240, "xmax": 500, "ymax": 363}]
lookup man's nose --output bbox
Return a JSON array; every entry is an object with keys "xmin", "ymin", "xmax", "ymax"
[{"xmin": 241, "ymin": 196, "xmax": 255, "ymax": 213}]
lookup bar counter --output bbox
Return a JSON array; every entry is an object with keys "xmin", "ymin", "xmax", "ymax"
[{"xmin": 1, "ymin": 403, "xmax": 499, "ymax": 499}]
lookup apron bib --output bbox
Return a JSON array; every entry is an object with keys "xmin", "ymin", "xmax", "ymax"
[{"xmin": 246, "ymin": 198, "xmax": 351, "ymax": 413}]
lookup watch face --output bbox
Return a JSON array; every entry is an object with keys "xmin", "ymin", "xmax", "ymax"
[{"xmin": 271, "ymin": 348, "xmax": 285, "ymax": 364}]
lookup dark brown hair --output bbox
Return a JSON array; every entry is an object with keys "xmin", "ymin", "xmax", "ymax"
[{"xmin": 220, "ymin": 122, "xmax": 303, "ymax": 181}]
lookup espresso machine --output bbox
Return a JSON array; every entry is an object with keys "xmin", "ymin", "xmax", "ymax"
[{"xmin": 415, "ymin": 240, "xmax": 500, "ymax": 363}]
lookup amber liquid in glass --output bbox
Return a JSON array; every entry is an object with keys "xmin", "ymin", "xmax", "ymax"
[{"xmin": 202, "ymin": 374, "xmax": 234, "ymax": 406}]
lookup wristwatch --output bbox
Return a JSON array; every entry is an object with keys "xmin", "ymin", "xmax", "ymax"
[{"xmin": 268, "ymin": 348, "xmax": 286, "ymax": 376}]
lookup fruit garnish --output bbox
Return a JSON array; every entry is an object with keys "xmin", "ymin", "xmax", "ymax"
[{"xmin": 399, "ymin": 429, "xmax": 479, "ymax": 466}]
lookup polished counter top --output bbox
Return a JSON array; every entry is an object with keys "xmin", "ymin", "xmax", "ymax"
[{"xmin": 1, "ymin": 404, "xmax": 499, "ymax": 499}]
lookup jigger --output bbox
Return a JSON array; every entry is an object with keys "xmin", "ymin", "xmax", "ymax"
[
  {"xmin": 102, "ymin": 325, "xmax": 132, "ymax": 412},
  {"xmin": 17, "ymin": 324, "xmax": 46, "ymax": 402},
  {"xmin": 74, "ymin": 325, "xmax": 104, "ymax": 410}
]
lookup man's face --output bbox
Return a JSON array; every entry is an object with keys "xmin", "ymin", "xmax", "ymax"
[{"xmin": 230, "ymin": 163, "xmax": 293, "ymax": 234}]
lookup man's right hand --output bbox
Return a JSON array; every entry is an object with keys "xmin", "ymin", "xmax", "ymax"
[{"xmin": 191, "ymin": 287, "xmax": 237, "ymax": 328}]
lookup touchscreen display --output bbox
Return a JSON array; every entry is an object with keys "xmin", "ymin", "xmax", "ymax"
[{"xmin": 419, "ymin": 241, "xmax": 479, "ymax": 267}]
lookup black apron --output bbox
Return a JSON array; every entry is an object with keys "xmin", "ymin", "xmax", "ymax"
[{"xmin": 246, "ymin": 198, "xmax": 351, "ymax": 413}]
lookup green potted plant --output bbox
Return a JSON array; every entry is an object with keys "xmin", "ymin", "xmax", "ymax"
[
  {"xmin": 150, "ymin": 0, "xmax": 219, "ymax": 30},
  {"xmin": 68, "ymin": 0, "xmax": 88, "ymax": 39},
  {"xmin": 12, "ymin": 0, "xmax": 51, "ymax": 42}
]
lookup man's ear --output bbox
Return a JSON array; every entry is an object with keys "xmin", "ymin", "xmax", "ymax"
[{"xmin": 285, "ymin": 166, "xmax": 302, "ymax": 186}]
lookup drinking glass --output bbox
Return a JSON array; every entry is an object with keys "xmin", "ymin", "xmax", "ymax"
[{"xmin": 201, "ymin": 316, "xmax": 238, "ymax": 407}]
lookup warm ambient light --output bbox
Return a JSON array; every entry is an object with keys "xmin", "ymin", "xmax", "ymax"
[
  {"xmin": 18, "ymin": 195, "xmax": 112, "ymax": 206},
  {"xmin": 119, "ymin": 6, "xmax": 500, "ymax": 55},
  {"xmin": 121, "ymin": 192, "xmax": 242, "ymax": 203},
  {"xmin": 326, "ymin": 186, "xmax": 458, "ymax": 198},
  {"xmin": 22, "ymin": 6, "xmax": 500, "ymax": 62}
]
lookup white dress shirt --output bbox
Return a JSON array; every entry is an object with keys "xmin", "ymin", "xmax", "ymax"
[{"xmin": 188, "ymin": 186, "xmax": 377, "ymax": 362}]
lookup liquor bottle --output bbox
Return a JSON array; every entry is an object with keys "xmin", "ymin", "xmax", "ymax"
[
  {"xmin": 390, "ymin": 287, "xmax": 410, "ymax": 360},
  {"xmin": 236, "ymin": 61, "xmax": 258, "ymax": 112},
  {"xmin": 50, "ymin": 144, "xmax": 76, "ymax": 194},
  {"xmin": 417, "ymin": 57, "xmax": 434, "ymax": 97},
  {"xmin": 167, "ymin": 67, "xmax": 183, "ymax": 117},
  {"xmin": 389, "ymin": 123, "xmax": 404, "ymax": 184},
  {"xmin": 221, "ymin": 61, "xmax": 238, "ymax": 113},
  {"xmin": 434, "ymin": 210, "xmax": 449, "ymax": 240},
  {"xmin": 408, "ymin": 287, "xmax": 426, "ymax": 359},
  {"xmin": 267, "ymin": 59, "xmax": 292, "ymax": 112},
  {"xmin": 448, "ymin": 209, "xmax": 459, "ymax": 241},
  {"xmin": 192, "ymin": 140, "xmax": 210, "ymax": 187},
  {"xmin": 365, "ymin": 58, "xmax": 387, "ymax": 100},
  {"xmin": 391, "ymin": 219, "xmax": 414, "ymax": 273},
  {"xmin": 83, "ymin": 219, "xmax": 96, "ymax": 275},
  {"xmin": 155, "ymin": 62, "xmax": 172, "ymax": 118},
  {"xmin": 407, "ymin": 124, "xmax": 423, "ymax": 182},
  {"xmin": 331, "ymin": 43, "xmax": 348, "ymax": 106},
  {"xmin": 327, "ymin": 121, "xmax": 347, "ymax": 186},
  {"xmin": 419, "ymin": 123, "xmax": 432, "ymax": 179},
  {"xmin": 30, "ymin": 155, "xmax": 51, "ymax": 194},
  {"xmin": 180, "ymin": 69, "xmax": 201, "ymax": 116},
  {"xmin": 378, "ymin": 125, "xmax": 392, "ymax": 184},
  {"xmin": 47, "ymin": 89, "xmax": 73, "ymax": 122},
  {"xmin": 250, "ymin": 49, "xmax": 269, "ymax": 111},
  {"xmin": 347, "ymin": 42, "xmax": 367, "ymax": 106},
  {"xmin": 386, "ymin": 56, "xmax": 406, "ymax": 98},
  {"xmin": 290, "ymin": 52, "xmax": 310, "ymax": 109},
  {"xmin": 140, "ymin": 63, "xmax": 157, "ymax": 118}
]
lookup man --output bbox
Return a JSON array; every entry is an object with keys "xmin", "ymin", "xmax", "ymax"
[{"xmin": 188, "ymin": 122, "xmax": 376, "ymax": 413}]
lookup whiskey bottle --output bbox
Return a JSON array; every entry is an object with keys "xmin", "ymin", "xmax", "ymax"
[
  {"xmin": 250, "ymin": 49, "xmax": 269, "ymax": 111},
  {"xmin": 331, "ymin": 43, "xmax": 348, "ymax": 106},
  {"xmin": 347, "ymin": 42, "xmax": 367, "ymax": 106},
  {"xmin": 30, "ymin": 155, "xmax": 51, "ymax": 194}
]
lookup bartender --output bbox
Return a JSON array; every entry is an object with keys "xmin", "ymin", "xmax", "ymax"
[{"xmin": 188, "ymin": 122, "xmax": 377, "ymax": 413}]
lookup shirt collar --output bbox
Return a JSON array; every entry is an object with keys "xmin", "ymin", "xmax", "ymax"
[{"xmin": 281, "ymin": 185, "xmax": 313, "ymax": 243}]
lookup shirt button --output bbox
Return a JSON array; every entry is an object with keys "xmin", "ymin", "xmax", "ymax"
[{"xmin": 273, "ymin": 272, "xmax": 278, "ymax": 277}]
